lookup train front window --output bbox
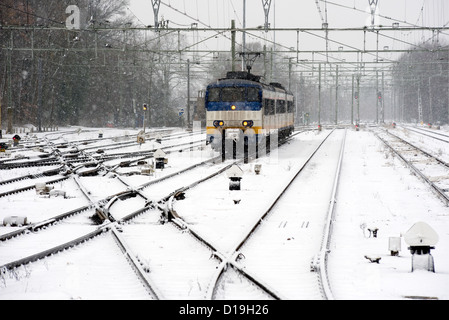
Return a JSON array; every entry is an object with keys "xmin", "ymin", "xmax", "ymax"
[
  {"xmin": 222, "ymin": 87, "xmax": 245, "ymax": 102},
  {"xmin": 247, "ymin": 87, "xmax": 260, "ymax": 102},
  {"xmin": 207, "ymin": 88, "xmax": 220, "ymax": 102}
]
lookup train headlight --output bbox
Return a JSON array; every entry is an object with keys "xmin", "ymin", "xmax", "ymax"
[
  {"xmin": 213, "ymin": 120, "xmax": 224, "ymax": 127},
  {"xmin": 242, "ymin": 120, "xmax": 254, "ymax": 128},
  {"xmin": 231, "ymin": 105, "xmax": 237, "ymax": 111}
]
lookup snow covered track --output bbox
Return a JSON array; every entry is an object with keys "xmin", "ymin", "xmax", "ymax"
[
  {"xmin": 170, "ymin": 129, "xmax": 347, "ymax": 299},
  {"xmin": 0, "ymin": 128, "xmax": 212, "ymax": 299},
  {"xmin": 315, "ymin": 129, "xmax": 347, "ymax": 300},
  {"xmin": 3, "ymin": 126, "xmax": 448, "ymax": 300},
  {"xmin": 376, "ymin": 128, "xmax": 449, "ymax": 206},
  {"xmin": 228, "ymin": 129, "xmax": 346, "ymax": 300},
  {"xmin": 110, "ymin": 226, "xmax": 164, "ymax": 299},
  {"xmin": 0, "ymin": 231, "xmax": 154, "ymax": 299},
  {"xmin": 0, "ymin": 224, "xmax": 107, "ymax": 271},
  {"xmin": 0, "ymin": 205, "xmax": 92, "ymax": 242},
  {"xmin": 402, "ymin": 126, "xmax": 449, "ymax": 144}
]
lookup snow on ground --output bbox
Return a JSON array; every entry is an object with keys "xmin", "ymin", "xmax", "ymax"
[
  {"xmin": 329, "ymin": 129, "xmax": 449, "ymax": 300},
  {"xmin": 0, "ymin": 125, "xmax": 448, "ymax": 300},
  {"xmin": 0, "ymin": 232, "xmax": 152, "ymax": 300}
]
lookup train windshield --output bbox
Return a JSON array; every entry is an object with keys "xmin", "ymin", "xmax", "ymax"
[
  {"xmin": 208, "ymin": 88, "xmax": 220, "ymax": 102},
  {"xmin": 222, "ymin": 87, "xmax": 245, "ymax": 102},
  {"xmin": 207, "ymin": 86, "xmax": 261, "ymax": 102},
  {"xmin": 247, "ymin": 87, "xmax": 260, "ymax": 102}
]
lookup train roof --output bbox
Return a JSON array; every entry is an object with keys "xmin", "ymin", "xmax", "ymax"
[{"xmin": 207, "ymin": 71, "xmax": 292, "ymax": 94}]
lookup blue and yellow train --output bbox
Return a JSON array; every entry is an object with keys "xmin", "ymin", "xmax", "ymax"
[{"xmin": 205, "ymin": 71, "xmax": 294, "ymax": 156}]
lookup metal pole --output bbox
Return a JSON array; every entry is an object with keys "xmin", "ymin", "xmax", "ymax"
[
  {"xmin": 0, "ymin": 95, "xmax": 2, "ymax": 138},
  {"xmin": 351, "ymin": 74, "xmax": 354, "ymax": 125},
  {"xmin": 231, "ymin": 20, "xmax": 236, "ymax": 72},
  {"xmin": 7, "ymin": 35, "xmax": 13, "ymax": 133},
  {"xmin": 295, "ymin": 77, "xmax": 299, "ymax": 126},
  {"xmin": 143, "ymin": 104, "xmax": 146, "ymax": 133},
  {"xmin": 288, "ymin": 58, "xmax": 292, "ymax": 92},
  {"xmin": 392, "ymin": 79, "xmax": 396, "ymax": 122},
  {"xmin": 263, "ymin": 44, "xmax": 267, "ymax": 80},
  {"xmin": 382, "ymin": 71, "xmax": 385, "ymax": 123},
  {"xmin": 187, "ymin": 59, "xmax": 191, "ymax": 129},
  {"xmin": 262, "ymin": 0, "xmax": 272, "ymax": 32},
  {"xmin": 335, "ymin": 65, "xmax": 339, "ymax": 125},
  {"xmin": 376, "ymin": 69, "xmax": 379, "ymax": 123},
  {"xmin": 148, "ymin": 67, "xmax": 153, "ymax": 130},
  {"xmin": 242, "ymin": 0, "xmax": 246, "ymax": 71},
  {"xmin": 318, "ymin": 63, "xmax": 322, "ymax": 127},
  {"xmin": 357, "ymin": 74, "xmax": 360, "ymax": 124},
  {"xmin": 151, "ymin": 0, "xmax": 161, "ymax": 31},
  {"xmin": 37, "ymin": 58, "xmax": 43, "ymax": 132}
]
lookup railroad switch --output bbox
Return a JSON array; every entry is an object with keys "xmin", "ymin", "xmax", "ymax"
[{"xmin": 92, "ymin": 206, "xmax": 109, "ymax": 224}]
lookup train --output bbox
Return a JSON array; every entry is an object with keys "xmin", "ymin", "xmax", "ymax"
[{"xmin": 205, "ymin": 71, "xmax": 295, "ymax": 158}]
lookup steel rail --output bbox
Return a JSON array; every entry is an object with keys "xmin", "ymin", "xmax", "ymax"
[
  {"xmin": 401, "ymin": 126, "xmax": 449, "ymax": 144},
  {"xmin": 375, "ymin": 130, "xmax": 449, "ymax": 206},
  {"xmin": 0, "ymin": 176, "xmax": 69, "ymax": 198},
  {"xmin": 233, "ymin": 130, "xmax": 335, "ymax": 252},
  {"xmin": 139, "ymin": 130, "xmax": 306, "ymax": 299},
  {"xmin": 0, "ymin": 130, "xmax": 304, "ymax": 299},
  {"xmin": 314, "ymin": 129, "xmax": 347, "ymax": 300},
  {"xmin": 0, "ymin": 166, "xmax": 62, "ymax": 186},
  {"xmin": 387, "ymin": 130, "xmax": 449, "ymax": 169},
  {"xmin": 0, "ymin": 205, "xmax": 91, "ymax": 242},
  {"xmin": 110, "ymin": 226, "xmax": 164, "ymax": 299},
  {"xmin": 0, "ymin": 226, "xmax": 110, "ymax": 271},
  {"xmin": 0, "ymin": 130, "xmax": 209, "ymax": 299},
  {"xmin": 204, "ymin": 129, "xmax": 336, "ymax": 300}
]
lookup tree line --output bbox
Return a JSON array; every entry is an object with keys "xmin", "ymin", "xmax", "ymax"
[
  {"xmin": 0, "ymin": 0, "xmax": 193, "ymax": 130},
  {"xmin": 1, "ymin": 0, "xmax": 306, "ymax": 132},
  {"xmin": 392, "ymin": 42, "xmax": 449, "ymax": 125}
]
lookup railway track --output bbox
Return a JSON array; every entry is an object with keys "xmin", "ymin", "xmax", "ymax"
[
  {"xmin": 1, "ymin": 127, "xmax": 347, "ymax": 300},
  {"xmin": 110, "ymin": 137, "xmax": 290, "ymax": 299},
  {"xmin": 0, "ymin": 128, "xmax": 201, "ymax": 299},
  {"xmin": 0, "ymin": 231, "xmax": 156, "ymax": 299},
  {"xmin": 167, "ymin": 129, "xmax": 347, "ymax": 299},
  {"xmin": 375, "ymin": 128, "xmax": 449, "ymax": 205},
  {"xmin": 400, "ymin": 125, "xmax": 449, "ymax": 144}
]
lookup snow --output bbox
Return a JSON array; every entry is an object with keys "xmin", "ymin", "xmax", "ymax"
[
  {"xmin": 0, "ymin": 125, "xmax": 448, "ymax": 300},
  {"xmin": 329, "ymin": 128, "xmax": 449, "ymax": 300}
]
